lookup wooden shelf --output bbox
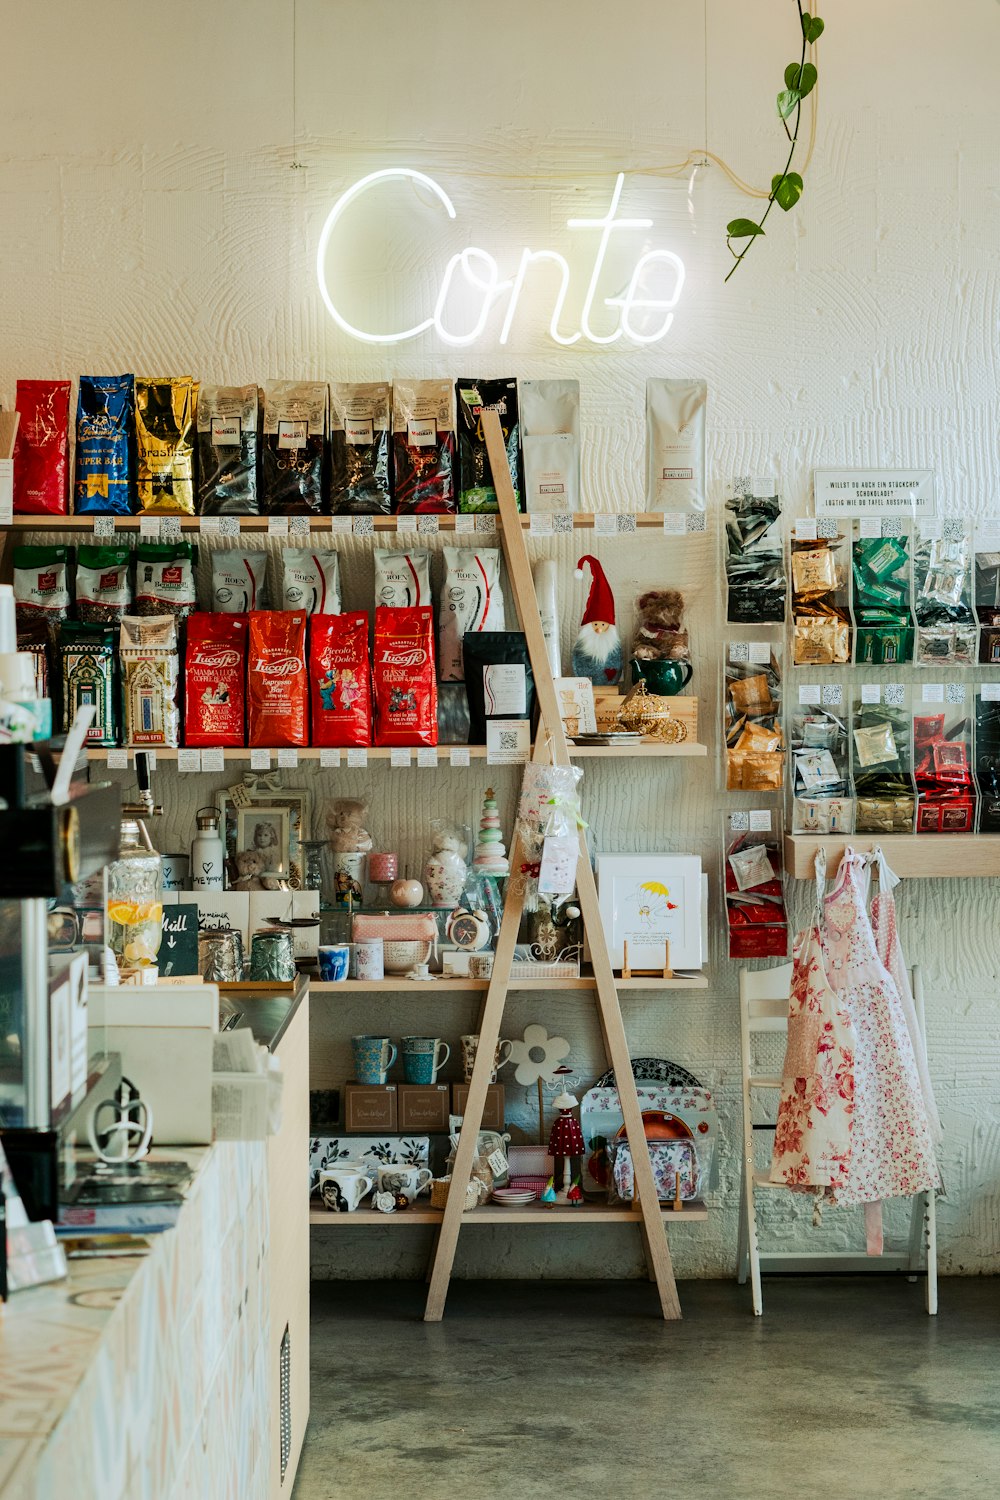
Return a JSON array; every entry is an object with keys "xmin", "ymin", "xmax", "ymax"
[
  {"xmin": 309, "ymin": 1199, "xmax": 708, "ymax": 1226},
  {"xmin": 8, "ymin": 512, "xmax": 681, "ymax": 534},
  {"xmin": 310, "ymin": 969, "xmax": 708, "ymax": 994},
  {"xmin": 784, "ymin": 833, "xmax": 1000, "ymax": 880},
  {"xmin": 87, "ymin": 742, "xmax": 706, "ymax": 764}
]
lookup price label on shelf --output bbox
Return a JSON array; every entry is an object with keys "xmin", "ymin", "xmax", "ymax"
[
  {"xmin": 139, "ymin": 516, "xmax": 161, "ymax": 541},
  {"xmin": 347, "ymin": 748, "xmax": 368, "ymax": 768},
  {"xmin": 144, "ymin": 750, "xmax": 157, "ymax": 770},
  {"xmin": 331, "ymin": 516, "xmax": 352, "ymax": 535},
  {"xmin": 454, "ymin": 515, "xmax": 475, "ymax": 534},
  {"xmin": 389, "ymin": 747, "xmax": 412, "ymax": 768},
  {"xmin": 919, "ymin": 520, "xmax": 943, "ymax": 541},
  {"xmin": 267, "ymin": 516, "xmax": 289, "ymax": 538},
  {"xmin": 661, "ymin": 512, "xmax": 686, "ymax": 535},
  {"xmin": 922, "ymin": 683, "xmax": 944, "ymax": 703},
  {"xmin": 593, "ymin": 513, "xmax": 615, "ymax": 536},
  {"xmin": 177, "ymin": 749, "xmax": 202, "ymax": 773},
  {"xmin": 946, "ymin": 682, "xmax": 966, "ymax": 704},
  {"xmin": 529, "ymin": 514, "xmax": 553, "ymax": 535},
  {"xmin": 416, "ymin": 747, "xmax": 438, "ymax": 767},
  {"xmin": 277, "ymin": 748, "xmax": 299, "ymax": 769},
  {"xmin": 319, "ymin": 748, "xmax": 341, "ymax": 767},
  {"xmin": 798, "ymin": 684, "xmax": 821, "ymax": 705},
  {"xmin": 449, "ymin": 747, "xmax": 471, "ymax": 767},
  {"xmin": 861, "ymin": 684, "xmax": 881, "ymax": 704},
  {"xmin": 416, "ymin": 515, "xmax": 440, "ymax": 535},
  {"xmin": 160, "ymin": 516, "xmax": 182, "ymax": 541},
  {"xmin": 859, "ymin": 517, "xmax": 881, "ymax": 538},
  {"xmin": 982, "ymin": 683, "xmax": 1000, "ymax": 701},
  {"xmin": 92, "ymin": 515, "xmax": 115, "ymax": 539},
  {"xmin": 289, "ymin": 516, "xmax": 310, "ymax": 540},
  {"xmin": 201, "ymin": 747, "xmax": 225, "ymax": 773},
  {"xmin": 748, "ymin": 641, "xmax": 771, "ymax": 665},
  {"xmin": 396, "ymin": 515, "xmax": 417, "ymax": 534},
  {"xmin": 486, "ymin": 719, "xmax": 530, "ymax": 764},
  {"xmin": 250, "ymin": 748, "xmax": 271, "ymax": 770},
  {"xmin": 794, "ymin": 519, "xmax": 817, "ymax": 541},
  {"xmin": 199, "ymin": 516, "xmax": 221, "ymax": 537},
  {"xmin": 106, "ymin": 747, "xmax": 128, "ymax": 769},
  {"xmin": 748, "ymin": 810, "xmax": 773, "ymax": 832}
]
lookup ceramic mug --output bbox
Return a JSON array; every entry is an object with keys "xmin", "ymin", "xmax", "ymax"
[
  {"xmin": 376, "ymin": 1164, "xmax": 433, "ymax": 1199},
  {"xmin": 352, "ymin": 1035, "xmax": 397, "ymax": 1085},
  {"xmin": 161, "ymin": 853, "xmax": 190, "ymax": 891},
  {"xmin": 630, "ymin": 657, "xmax": 694, "ymax": 697},
  {"xmin": 461, "ymin": 1034, "xmax": 512, "ymax": 1083},
  {"xmin": 319, "ymin": 1167, "xmax": 374, "ymax": 1213},
  {"xmin": 318, "ymin": 944, "xmax": 350, "ymax": 982},
  {"xmin": 354, "ymin": 938, "xmax": 384, "ymax": 982},
  {"xmin": 401, "ymin": 1036, "xmax": 450, "ymax": 1084}
]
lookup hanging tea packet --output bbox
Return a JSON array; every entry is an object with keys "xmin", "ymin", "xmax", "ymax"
[
  {"xmin": 212, "ymin": 549, "xmax": 268, "ymax": 612},
  {"xmin": 438, "ymin": 547, "xmax": 505, "ymax": 681},
  {"xmin": 391, "ymin": 380, "xmax": 456, "ymax": 513},
  {"xmin": 196, "ymin": 384, "xmax": 259, "ymax": 514},
  {"xmin": 520, "ymin": 379, "xmax": 580, "ymax": 513},
  {"xmin": 261, "ymin": 381, "xmax": 327, "ymax": 514},
  {"xmin": 374, "ymin": 548, "xmax": 431, "ymax": 608},
  {"xmin": 76, "ymin": 544, "xmax": 132, "ymax": 623},
  {"xmin": 134, "ymin": 541, "xmax": 197, "ymax": 618},
  {"xmin": 13, "ymin": 379, "xmax": 71, "ymax": 515},
  {"xmin": 645, "ymin": 378, "xmax": 707, "ymax": 513},
  {"xmin": 463, "ymin": 632, "xmax": 536, "ymax": 743},
  {"xmin": 281, "ymin": 549, "xmax": 342, "ymax": 614},
  {"xmin": 120, "ymin": 615, "xmax": 180, "ymax": 748},
  {"xmin": 328, "ymin": 382, "xmax": 391, "ymax": 513},
  {"xmin": 13, "ymin": 545, "xmax": 72, "ymax": 622},
  {"xmin": 58, "ymin": 622, "xmax": 120, "ymax": 745},
  {"xmin": 74, "ymin": 375, "xmax": 134, "ymax": 515},
  {"xmin": 134, "ymin": 377, "xmax": 198, "ymax": 513},
  {"xmin": 455, "ymin": 378, "xmax": 522, "ymax": 512},
  {"xmin": 372, "ymin": 607, "xmax": 438, "ymax": 746},
  {"xmin": 184, "ymin": 612, "xmax": 247, "ymax": 748},
  {"xmin": 310, "ymin": 612, "xmax": 372, "ymax": 747}
]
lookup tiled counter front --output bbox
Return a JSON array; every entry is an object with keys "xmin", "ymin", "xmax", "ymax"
[{"xmin": 0, "ymin": 1141, "xmax": 270, "ymax": 1500}]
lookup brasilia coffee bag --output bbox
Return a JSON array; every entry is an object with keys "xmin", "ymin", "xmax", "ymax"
[
  {"xmin": 391, "ymin": 380, "xmax": 456, "ymax": 513},
  {"xmin": 328, "ymin": 382, "xmax": 391, "ymax": 514},
  {"xmin": 438, "ymin": 546, "xmax": 505, "ymax": 681},
  {"xmin": 373, "ymin": 606, "xmax": 438, "ymax": 746},
  {"xmin": 74, "ymin": 374, "xmax": 135, "ymax": 515},
  {"xmin": 281, "ymin": 548, "xmax": 342, "ymax": 614},
  {"xmin": 310, "ymin": 612, "xmax": 372, "ymax": 748},
  {"xmin": 462, "ymin": 632, "xmax": 536, "ymax": 744},
  {"xmin": 13, "ymin": 379, "xmax": 71, "ymax": 515},
  {"xmin": 645, "ymin": 377, "xmax": 707, "ymax": 513},
  {"xmin": 374, "ymin": 548, "xmax": 431, "ymax": 608},
  {"xmin": 261, "ymin": 381, "xmax": 327, "ymax": 515},
  {"xmin": 247, "ymin": 610, "xmax": 308, "ymax": 746},
  {"xmin": 134, "ymin": 377, "xmax": 198, "ymax": 514},
  {"xmin": 184, "ymin": 612, "xmax": 248, "ymax": 747},
  {"xmin": 76, "ymin": 544, "xmax": 132, "ymax": 623},
  {"xmin": 58, "ymin": 621, "xmax": 120, "ymax": 745},
  {"xmin": 520, "ymin": 378, "xmax": 580, "ymax": 513},
  {"xmin": 196, "ymin": 384, "xmax": 259, "ymax": 514},
  {"xmin": 212, "ymin": 549, "xmax": 268, "ymax": 612},
  {"xmin": 455, "ymin": 378, "xmax": 522, "ymax": 513},
  {"xmin": 13, "ymin": 545, "xmax": 73, "ymax": 622},
  {"xmin": 134, "ymin": 541, "xmax": 197, "ymax": 619}
]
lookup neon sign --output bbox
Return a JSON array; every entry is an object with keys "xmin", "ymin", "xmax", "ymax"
[{"xmin": 315, "ymin": 168, "xmax": 686, "ymax": 348}]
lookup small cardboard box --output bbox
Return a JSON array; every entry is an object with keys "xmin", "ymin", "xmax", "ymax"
[
  {"xmin": 249, "ymin": 890, "xmax": 320, "ymax": 960},
  {"xmin": 451, "ymin": 1083, "xmax": 505, "ymax": 1132},
  {"xmin": 397, "ymin": 1084, "xmax": 451, "ymax": 1133},
  {"xmin": 344, "ymin": 1083, "xmax": 397, "ymax": 1133}
]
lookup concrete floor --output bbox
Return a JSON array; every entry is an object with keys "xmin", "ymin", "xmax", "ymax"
[{"xmin": 293, "ymin": 1278, "xmax": 1000, "ymax": 1500}]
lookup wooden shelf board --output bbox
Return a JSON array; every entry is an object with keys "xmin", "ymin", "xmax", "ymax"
[
  {"xmin": 309, "ymin": 970, "xmax": 709, "ymax": 994},
  {"xmin": 309, "ymin": 1200, "xmax": 708, "ymax": 1227},
  {"xmin": 784, "ymin": 833, "xmax": 1000, "ymax": 880},
  {"xmin": 88, "ymin": 741, "xmax": 704, "ymax": 764},
  {"xmin": 9, "ymin": 512, "xmax": 674, "ymax": 534}
]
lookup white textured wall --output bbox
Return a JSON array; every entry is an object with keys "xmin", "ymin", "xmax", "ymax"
[{"xmin": 4, "ymin": 0, "xmax": 1000, "ymax": 1279}]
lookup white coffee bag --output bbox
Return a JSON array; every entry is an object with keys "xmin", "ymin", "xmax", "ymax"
[
  {"xmin": 438, "ymin": 547, "xmax": 505, "ymax": 681},
  {"xmin": 645, "ymin": 378, "xmax": 707, "ymax": 513},
  {"xmin": 373, "ymin": 548, "xmax": 431, "ymax": 608},
  {"xmin": 521, "ymin": 379, "xmax": 580, "ymax": 513}
]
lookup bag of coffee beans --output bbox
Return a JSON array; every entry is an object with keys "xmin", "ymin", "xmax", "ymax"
[
  {"xmin": 373, "ymin": 606, "xmax": 438, "ymax": 746},
  {"xmin": 120, "ymin": 615, "xmax": 180, "ymax": 748},
  {"xmin": 248, "ymin": 610, "xmax": 308, "ymax": 746},
  {"xmin": 134, "ymin": 541, "xmax": 197, "ymax": 619},
  {"xmin": 520, "ymin": 379, "xmax": 580, "ymax": 513},
  {"xmin": 645, "ymin": 377, "xmax": 707, "ymax": 513},
  {"xmin": 13, "ymin": 545, "xmax": 72, "ymax": 622},
  {"xmin": 197, "ymin": 384, "xmax": 259, "ymax": 514},
  {"xmin": 13, "ymin": 380, "xmax": 71, "ymax": 515},
  {"xmin": 261, "ymin": 382, "xmax": 327, "ymax": 514},
  {"xmin": 456, "ymin": 378, "xmax": 522, "ymax": 513},
  {"xmin": 185, "ymin": 612, "xmax": 247, "ymax": 747},
  {"xmin": 58, "ymin": 622, "xmax": 120, "ymax": 745},
  {"xmin": 74, "ymin": 375, "xmax": 135, "ymax": 515},
  {"xmin": 438, "ymin": 547, "xmax": 505, "ymax": 681},
  {"xmin": 310, "ymin": 613, "xmax": 372, "ymax": 747},
  {"xmin": 282, "ymin": 548, "xmax": 341, "ymax": 614},
  {"xmin": 374, "ymin": 548, "xmax": 431, "ymax": 608},
  {"xmin": 328, "ymin": 382, "xmax": 391, "ymax": 513},
  {"xmin": 76, "ymin": 544, "xmax": 132, "ymax": 623},
  {"xmin": 391, "ymin": 380, "xmax": 456, "ymax": 513},
  {"xmin": 135, "ymin": 377, "xmax": 198, "ymax": 513},
  {"xmin": 212, "ymin": 549, "xmax": 268, "ymax": 612},
  {"xmin": 462, "ymin": 632, "xmax": 535, "ymax": 743}
]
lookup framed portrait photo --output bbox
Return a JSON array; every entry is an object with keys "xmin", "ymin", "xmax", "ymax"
[
  {"xmin": 236, "ymin": 807, "xmax": 290, "ymax": 876},
  {"xmin": 218, "ymin": 784, "xmax": 312, "ymax": 890}
]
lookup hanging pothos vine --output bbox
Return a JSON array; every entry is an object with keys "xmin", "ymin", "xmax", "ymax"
[{"xmin": 725, "ymin": 4, "xmax": 825, "ymax": 281}]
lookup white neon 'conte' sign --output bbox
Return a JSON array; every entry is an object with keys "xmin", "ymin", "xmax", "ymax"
[{"xmin": 315, "ymin": 168, "xmax": 685, "ymax": 348}]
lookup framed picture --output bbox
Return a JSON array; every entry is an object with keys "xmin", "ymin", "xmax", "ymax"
[
  {"xmin": 217, "ymin": 785, "xmax": 312, "ymax": 890},
  {"xmin": 595, "ymin": 853, "xmax": 703, "ymax": 971},
  {"xmin": 236, "ymin": 807, "xmax": 290, "ymax": 876}
]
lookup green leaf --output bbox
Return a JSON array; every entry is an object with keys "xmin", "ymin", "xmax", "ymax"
[
  {"xmin": 801, "ymin": 13, "xmax": 825, "ymax": 43},
  {"xmin": 777, "ymin": 88, "xmax": 801, "ymax": 120},
  {"xmin": 771, "ymin": 172, "xmax": 804, "ymax": 211},
  {"xmin": 727, "ymin": 218, "xmax": 765, "ymax": 239},
  {"xmin": 784, "ymin": 61, "xmax": 818, "ymax": 97}
]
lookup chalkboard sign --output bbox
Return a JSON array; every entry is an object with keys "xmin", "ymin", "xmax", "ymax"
[{"xmin": 160, "ymin": 903, "xmax": 200, "ymax": 979}]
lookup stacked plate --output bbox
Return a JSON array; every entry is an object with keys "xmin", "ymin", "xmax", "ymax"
[{"xmin": 491, "ymin": 1188, "xmax": 537, "ymax": 1207}]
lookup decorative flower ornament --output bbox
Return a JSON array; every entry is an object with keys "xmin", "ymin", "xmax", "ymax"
[{"xmin": 508, "ymin": 1024, "xmax": 571, "ymax": 1086}]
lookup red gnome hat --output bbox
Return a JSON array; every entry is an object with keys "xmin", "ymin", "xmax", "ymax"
[{"xmin": 575, "ymin": 555, "xmax": 615, "ymax": 627}]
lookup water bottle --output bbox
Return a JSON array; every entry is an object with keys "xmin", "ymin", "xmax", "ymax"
[{"xmin": 191, "ymin": 807, "xmax": 224, "ymax": 890}]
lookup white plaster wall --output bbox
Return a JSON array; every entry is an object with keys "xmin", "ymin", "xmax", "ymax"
[{"xmin": 3, "ymin": 0, "xmax": 1000, "ymax": 1278}]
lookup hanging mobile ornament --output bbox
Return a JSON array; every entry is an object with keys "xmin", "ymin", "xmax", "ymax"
[{"xmin": 571, "ymin": 555, "xmax": 622, "ymax": 684}]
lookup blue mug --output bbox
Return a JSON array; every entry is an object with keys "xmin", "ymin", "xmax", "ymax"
[
  {"xmin": 401, "ymin": 1036, "xmax": 451, "ymax": 1084},
  {"xmin": 352, "ymin": 1035, "xmax": 397, "ymax": 1085},
  {"xmin": 318, "ymin": 944, "xmax": 350, "ymax": 982}
]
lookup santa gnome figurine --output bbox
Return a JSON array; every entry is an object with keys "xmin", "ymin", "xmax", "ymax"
[{"xmin": 571, "ymin": 555, "xmax": 623, "ymax": 684}]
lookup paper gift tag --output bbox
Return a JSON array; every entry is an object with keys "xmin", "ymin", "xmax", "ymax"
[
  {"xmin": 486, "ymin": 719, "xmax": 530, "ymax": 764},
  {"xmin": 538, "ymin": 833, "xmax": 579, "ymax": 895}
]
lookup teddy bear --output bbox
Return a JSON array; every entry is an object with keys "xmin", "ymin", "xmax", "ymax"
[
  {"xmin": 231, "ymin": 849, "xmax": 267, "ymax": 891},
  {"xmin": 423, "ymin": 821, "xmax": 469, "ymax": 909},
  {"xmin": 326, "ymin": 797, "xmax": 373, "ymax": 854},
  {"xmin": 632, "ymin": 587, "xmax": 690, "ymax": 662}
]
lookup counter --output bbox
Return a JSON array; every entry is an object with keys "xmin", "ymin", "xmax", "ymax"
[{"xmin": 0, "ymin": 983, "xmax": 310, "ymax": 1500}]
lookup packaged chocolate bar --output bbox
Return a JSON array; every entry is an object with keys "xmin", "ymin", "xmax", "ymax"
[
  {"xmin": 261, "ymin": 382, "xmax": 327, "ymax": 515},
  {"xmin": 911, "ymin": 687, "xmax": 976, "ymax": 832},
  {"xmin": 13, "ymin": 545, "xmax": 72, "ymax": 623},
  {"xmin": 724, "ymin": 816, "xmax": 788, "ymax": 960},
  {"xmin": 76, "ymin": 544, "xmax": 132, "ymax": 623},
  {"xmin": 248, "ymin": 611, "xmax": 308, "ymax": 747},
  {"xmin": 328, "ymin": 382, "xmax": 391, "ymax": 514},
  {"xmin": 974, "ymin": 689, "xmax": 1000, "ymax": 831},
  {"xmin": 914, "ymin": 525, "xmax": 975, "ymax": 665},
  {"xmin": 789, "ymin": 691, "xmax": 853, "ymax": 833},
  {"xmin": 13, "ymin": 379, "xmax": 71, "ymax": 515},
  {"xmin": 724, "ymin": 642, "xmax": 783, "ymax": 791},
  {"xmin": 212, "ymin": 550, "xmax": 267, "ymax": 612},
  {"xmin": 725, "ymin": 477, "xmax": 786, "ymax": 624},
  {"xmin": 520, "ymin": 379, "xmax": 579, "ymax": 513},
  {"xmin": 281, "ymin": 549, "xmax": 341, "ymax": 614},
  {"xmin": 850, "ymin": 687, "xmax": 915, "ymax": 832},
  {"xmin": 852, "ymin": 523, "xmax": 913, "ymax": 665},
  {"xmin": 456, "ymin": 378, "xmax": 522, "ymax": 513},
  {"xmin": 791, "ymin": 526, "xmax": 852, "ymax": 665},
  {"xmin": 135, "ymin": 542, "xmax": 197, "ymax": 619},
  {"xmin": 645, "ymin": 378, "xmax": 706, "ymax": 513},
  {"xmin": 438, "ymin": 547, "xmax": 505, "ymax": 681},
  {"xmin": 196, "ymin": 384, "xmax": 259, "ymax": 514},
  {"xmin": 391, "ymin": 380, "xmax": 456, "ymax": 514},
  {"xmin": 58, "ymin": 622, "xmax": 120, "ymax": 745},
  {"xmin": 184, "ymin": 612, "xmax": 247, "ymax": 747},
  {"xmin": 120, "ymin": 615, "xmax": 180, "ymax": 748},
  {"xmin": 134, "ymin": 377, "xmax": 198, "ymax": 513},
  {"xmin": 74, "ymin": 375, "xmax": 135, "ymax": 515},
  {"xmin": 373, "ymin": 606, "xmax": 438, "ymax": 746},
  {"xmin": 310, "ymin": 612, "xmax": 372, "ymax": 747}
]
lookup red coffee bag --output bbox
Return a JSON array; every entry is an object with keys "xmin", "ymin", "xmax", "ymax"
[
  {"xmin": 13, "ymin": 379, "xmax": 71, "ymax": 515},
  {"xmin": 248, "ymin": 611, "xmax": 307, "ymax": 747},
  {"xmin": 373, "ymin": 606, "xmax": 437, "ymax": 747},
  {"xmin": 310, "ymin": 613, "xmax": 371, "ymax": 747},
  {"xmin": 185, "ymin": 613, "xmax": 248, "ymax": 747}
]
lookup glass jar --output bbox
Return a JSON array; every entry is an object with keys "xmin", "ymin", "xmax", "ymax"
[{"xmin": 107, "ymin": 820, "xmax": 163, "ymax": 974}]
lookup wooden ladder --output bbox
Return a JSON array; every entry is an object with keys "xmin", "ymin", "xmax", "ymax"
[{"xmin": 424, "ymin": 410, "xmax": 683, "ymax": 1321}]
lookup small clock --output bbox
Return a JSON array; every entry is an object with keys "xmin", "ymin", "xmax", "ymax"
[{"xmin": 446, "ymin": 907, "xmax": 491, "ymax": 952}]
